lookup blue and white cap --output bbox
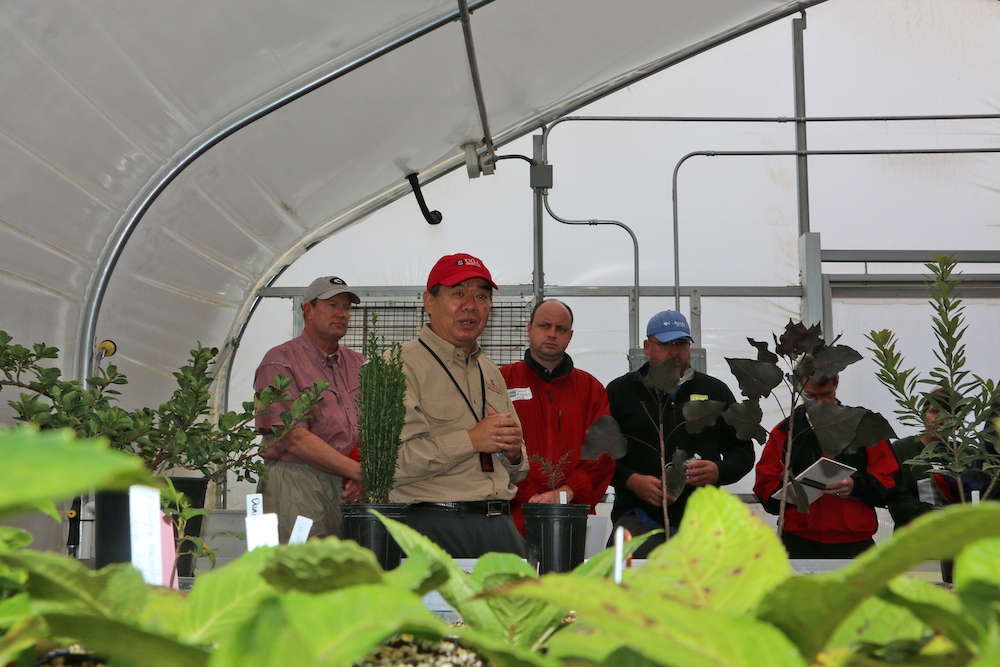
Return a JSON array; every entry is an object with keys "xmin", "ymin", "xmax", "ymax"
[{"xmin": 646, "ymin": 310, "xmax": 692, "ymax": 344}]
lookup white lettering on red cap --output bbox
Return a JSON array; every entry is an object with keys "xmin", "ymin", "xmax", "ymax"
[{"xmin": 461, "ymin": 257, "xmax": 483, "ymax": 268}]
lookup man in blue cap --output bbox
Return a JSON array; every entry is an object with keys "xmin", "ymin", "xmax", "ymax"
[{"xmin": 606, "ymin": 310, "xmax": 753, "ymax": 555}]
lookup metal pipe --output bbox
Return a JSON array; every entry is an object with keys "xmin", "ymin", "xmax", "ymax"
[
  {"xmin": 532, "ymin": 135, "xmax": 545, "ymax": 303},
  {"xmin": 542, "ymin": 195, "xmax": 641, "ymax": 350},
  {"xmin": 76, "ymin": 0, "xmax": 496, "ymax": 385},
  {"xmin": 792, "ymin": 16, "xmax": 810, "ymax": 236},
  {"xmin": 458, "ymin": 0, "xmax": 497, "ymax": 164},
  {"xmin": 672, "ymin": 146, "xmax": 1000, "ymax": 314}
]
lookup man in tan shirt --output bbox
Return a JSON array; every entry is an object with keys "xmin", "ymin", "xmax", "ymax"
[{"xmin": 390, "ymin": 253, "xmax": 529, "ymax": 557}]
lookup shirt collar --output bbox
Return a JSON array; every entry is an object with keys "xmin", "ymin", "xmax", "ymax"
[
  {"xmin": 298, "ymin": 331, "xmax": 341, "ymax": 367},
  {"xmin": 419, "ymin": 324, "xmax": 481, "ymax": 363},
  {"xmin": 524, "ymin": 349, "xmax": 574, "ymax": 382}
]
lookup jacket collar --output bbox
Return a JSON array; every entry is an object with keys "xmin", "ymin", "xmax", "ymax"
[{"xmin": 524, "ymin": 349, "xmax": 574, "ymax": 382}]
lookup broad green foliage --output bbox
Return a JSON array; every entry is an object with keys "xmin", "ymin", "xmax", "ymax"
[
  {"xmin": 261, "ymin": 538, "xmax": 384, "ymax": 593},
  {"xmin": 757, "ymin": 503, "xmax": 1000, "ymax": 662},
  {"xmin": 1, "ymin": 425, "xmax": 153, "ymax": 520},
  {"xmin": 356, "ymin": 313, "xmax": 407, "ymax": 502},
  {"xmin": 43, "ymin": 614, "xmax": 210, "ymax": 667},
  {"xmin": 623, "ymin": 486, "xmax": 790, "ymax": 615},
  {"xmin": 954, "ymin": 537, "xmax": 1000, "ymax": 631}
]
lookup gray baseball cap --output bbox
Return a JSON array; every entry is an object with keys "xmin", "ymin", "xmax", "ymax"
[{"xmin": 303, "ymin": 276, "xmax": 360, "ymax": 304}]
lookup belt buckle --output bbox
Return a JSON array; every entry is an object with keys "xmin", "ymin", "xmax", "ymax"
[{"xmin": 486, "ymin": 500, "xmax": 503, "ymax": 517}]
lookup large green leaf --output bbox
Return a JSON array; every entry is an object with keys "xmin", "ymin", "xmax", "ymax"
[
  {"xmin": 722, "ymin": 399, "xmax": 769, "ymax": 444},
  {"xmin": 823, "ymin": 593, "xmax": 929, "ymax": 653},
  {"xmin": 805, "ymin": 403, "xmax": 868, "ymax": 458},
  {"xmin": 581, "ymin": 415, "xmax": 627, "ymax": 461},
  {"xmin": 471, "ymin": 553, "xmax": 547, "ymax": 646},
  {"xmin": 260, "ymin": 537, "xmax": 384, "ymax": 593},
  {"xmin": 501, "ymin": 576, "xmax": 807, "ymax": 667},
  {"xmin": 757, "ymin": 503, "xmax": 1000, "ymax": 662},
  {"xmin": 955, "ymin": 536, "xmax": 1000, "ymax": 631},
  {"xmin": 382, "ymin": 548, "xmax": 450, "ymax": 595},
  {"xmin": 280, "ymin": 586, "xmax": 448, "ymax": 667},
  {"xmin": 141, "ymin": 586, "xmax": 189, "ymax": 638},
  {"xmin": 0, "ymin": 526, "xmax": 32, "ymax": 552},
  {"xmin": 458, "ymin": 627, "xmax": 563, "ymax": 667},
  {"xmin": 375, "ymin": 511, "xmax": 501, "ymax": 634},
  {"xmin": 0, "ymin": 426, "xmax": 154, "ymax": 519},
  {"xmin": 725, "ymin": 358, "xmax": 783, "ymax": 401},
  {"xmin": 1, "ymin": 551, "xmax": 147, "ymax": 619},
  {"xmin": 206, "ymin": 597, "xmax": 315, "ymax": 667},
  {"xmin": 642, "ymin": 363, "xmax": 680, "ymax": 394},
  {"xmin": 180, "ymin": 546, "xmax": 277, "ymax": 645},
  {"xmin": 876, "ymin": 575, "xmax": 981, "ymax": 651},
  {"xmin": 681, "ymin": 399, "xmax": 726, "ymax": 435},
  {"xmin": 625, "ymin": 486, "xmax": 790, "ymax": 614},
  {"xmin": 43, "ymin": 613, "xmax": 210, "ymax": 667}
]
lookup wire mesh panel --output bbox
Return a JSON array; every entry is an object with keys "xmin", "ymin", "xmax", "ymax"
[{"xmin": 343, "ymin": 298, "xmax": 530, "ymax": 366}]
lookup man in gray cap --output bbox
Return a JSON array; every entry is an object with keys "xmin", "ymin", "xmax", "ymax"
[
  {"xmin": 254, "ymin": 276, "xmax": 365, "ymax": 543},
  {"xmin": 606, "ymin": 310, "xmax": 753, "ymax": 555}
]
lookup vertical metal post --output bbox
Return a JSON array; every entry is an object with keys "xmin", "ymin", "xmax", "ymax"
[
  {"xmin": 799, "ymin": 232, "xmax": 823, "ymax": 329},
  {"xmin": 822, "ymin": 273, "xmax": 833, "ymax": 339},
  {"xmin": 689, "ymin": 287, "xmax": 707, "ymax": 373},
  {"xmin": 532, "ymin": 135, "xmax": 545, "ymax": 303},
  {"xmin": 793, "ymin": 15, "xmax": 810, "ymax": 236}
]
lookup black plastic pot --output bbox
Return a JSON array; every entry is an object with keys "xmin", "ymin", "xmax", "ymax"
[
  {"xmin": 167, "ymin": 477, "xmax": 210, "ymax": 578},
  {"xmin": 341, "ymin": 503, "xmax": 409, "ymax": 570},
  {"xmin": 941, "ymin": 559, "xmax": 954, "ymax": 584},
  {"xmin": 94, "ymin": 490, "xmax": 131, "ymax": 568},
  {"xmin": 523, "ymin": 503, "xmax": 590, "ymax": 575}
]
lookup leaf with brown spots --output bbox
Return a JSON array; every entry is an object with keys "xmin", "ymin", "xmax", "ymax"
[{"xmin": 625, "ymin": 486, "xmax": 790, "ymax": 615}]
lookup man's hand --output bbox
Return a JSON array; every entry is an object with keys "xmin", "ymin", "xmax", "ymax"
[
  {"xmin": 340, "ymin": 479, "xmax": 364, "ymax": 504},
  {"xmin": 529, "ymin": 485, "xmax": 574, "ymax": 504},
  {"xmin": 824, "ymin": 476, "xmax": 854, "ymax": 499},
  {"xmin": 686, "ymin": 459, "xmax": 720, "ymax": 487},
  {"xmin": 626, "ymin": 473, "xmax": 667, "ymax": 506},
  {"xmin": 469, "ymin": 407, "xmax": 524, "ymax": 463}
]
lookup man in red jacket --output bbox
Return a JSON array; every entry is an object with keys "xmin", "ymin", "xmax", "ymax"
[{"xmin": 500, "ymin": 300, "xmax": 615, "ymax": 534}]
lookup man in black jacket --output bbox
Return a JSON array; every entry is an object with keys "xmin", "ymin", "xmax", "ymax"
[{"xmin": 607, "ymin": 310, "xmax": 753, "ymax": 555}]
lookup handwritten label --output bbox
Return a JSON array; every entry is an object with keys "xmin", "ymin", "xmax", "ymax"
[
  {"xmin": 246, "ymin": 493, "xmax": 264, "ymax": 516},
  {"xmin": 288, "ymin": 516, "xmax": 313, "ymax": 545},
  {"xmin": 246, "ymin": 514, "xmax": 279, "ymax": 550},
  {"xmin": 508, "ymin": 387, "xmax": 533, "ymax": 401},
  {"xmin": 129, "ymin": 485, "xmax": 164, "ymax": 585}
]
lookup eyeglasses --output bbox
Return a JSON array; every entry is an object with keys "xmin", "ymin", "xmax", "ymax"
[{"xmin": 656, "ymin": 338, "xmax": 691, "ymax": 349}]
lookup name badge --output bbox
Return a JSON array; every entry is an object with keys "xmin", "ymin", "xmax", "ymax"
[
  {"xmin": 690, "ymin": 394, "xmax": 709, "ymax": 401},
  {"xmin": 508, "ymin": 387, "xmax": 533, "ymax": 401}
]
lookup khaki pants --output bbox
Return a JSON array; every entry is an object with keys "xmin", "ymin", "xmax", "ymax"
[{"xmin": 257, "ymin": 459, "xmax": 343, "ymax": 544}]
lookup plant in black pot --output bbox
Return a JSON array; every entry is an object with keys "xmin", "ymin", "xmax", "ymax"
[
  {"xmin": 342, "ymin": 314, "xmax": 409, "ymax": 570},
  {"xmin": 523, "ymin": 416, "xmax": 627, "ymax": 574}
]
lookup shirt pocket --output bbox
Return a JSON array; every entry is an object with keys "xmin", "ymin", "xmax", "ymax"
[{"xmin": 419, "ymin": 397, "xmax": 468, "ymax": 427}]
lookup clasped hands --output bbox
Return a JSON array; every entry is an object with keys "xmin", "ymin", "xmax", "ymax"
[{"xmin": 469, "ymin": 406, "xmax": 523, "ymax": 463}]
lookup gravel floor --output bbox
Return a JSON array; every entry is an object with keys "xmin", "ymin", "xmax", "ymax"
[{"xmin": 355, "ymin": 634, "xmax": 487, "ymax": 667}]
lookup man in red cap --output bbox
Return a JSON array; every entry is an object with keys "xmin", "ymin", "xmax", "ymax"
[
  {"xmin": 390, "ymin": 253, "xmax": 529, "ymax": 558},
  {"xmin": 255, "ymin": 276, "xmax": 365, "ymax": 543}
]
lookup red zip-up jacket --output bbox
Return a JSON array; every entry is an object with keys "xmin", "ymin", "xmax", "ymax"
[{"xmin": 500, "ymin": 352, "xmax": 615, "ymax": 534}]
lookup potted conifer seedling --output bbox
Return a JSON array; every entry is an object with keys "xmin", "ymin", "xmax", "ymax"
[
  {"xmin": 341, "ymin": 314, "xmax": 409, "ymax": 570},
  {"xmin": 523, "ymin": 415, "xmax": 626, "ymax": 574}
]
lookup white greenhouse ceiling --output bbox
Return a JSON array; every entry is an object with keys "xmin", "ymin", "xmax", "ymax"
[{"xmin": 0, "ymin": 0, "xmax": 814, "ymax": 409}]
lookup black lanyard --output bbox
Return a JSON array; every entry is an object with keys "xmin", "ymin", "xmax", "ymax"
[{"xmin": 419, "ymin": 338, "xmax": 493, "ymax": 472}]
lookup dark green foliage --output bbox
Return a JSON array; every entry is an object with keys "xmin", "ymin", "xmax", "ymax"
[
  {"xmin": 663, "ymin": 449, "xmax": 688, "ymax": 500},
  {"xmin": 725, "ymin": 358, "xmax": 783, "ymax": 400},
  {"xmin": 355, "ymin": 313, "xmax": 407, "ymax": 503},
  {"xmin": 0, "ymin": 332, "xmax": 324, "ymax": 483},
  {"xmin": 804, "ymin": 403, "xmax": 870, "ymax": 459},
  {"xmin": 580, "ymin": 415, "xmax": 627, "ymax": 461},
  {"xmin": 681, "ymin": 398, "xmax": 725, "ymax": 435},
  {"xmin": 530, "ymin": 451, "xmax": 572, "ymax": 492},
  {"xmin": 722, "ymin": 399, "xmax": 768, "ymax": 444},
  {"xmin": 867, "ymin": 254, "xmax": 1000, "ymax": 502},
  {"xmin": 641, "ymin": 359, "xmax": 680, "ymax": 394}
]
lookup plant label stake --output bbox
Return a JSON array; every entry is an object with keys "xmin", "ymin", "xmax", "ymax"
[
  {"xmin": 246, "ymin": 513, "xmax": 279, "ymax": 550},
  {"xmin": 129, "ymin": 485, "xmax": 164, "ymax": 586},
  {"xmin": 288, "ymin": 515, "xmax": 313, "ymax": 545},
  {"xmin": 559, "ymin": 491, "xmax": 567, "ymax": 504},
  {"xmin": 246, "ymin": 493, "xmax": 263, "ymax": 516},
  {"xmin": 614, "ymin": 526, "xmax": 625, "ymax": 585}
]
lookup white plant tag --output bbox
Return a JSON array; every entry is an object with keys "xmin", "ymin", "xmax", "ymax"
[
  {"xmin": 917, "ymin": 478, "xmax": 936, "ymax": 505},
  {"xmin": 559, "ymin": 491, "xmax": 567, "ymax": 504},
  {"xmin": 246, "ymin": 513, "xmax": 279, "ymax": 550},
  {"xmin": 129, "ymin": 485, "xmax": 164, "ymax": 585},
  {"xmin": 246, "ymin": 493, "xmax": 264, "ymax": 516},
  {"xmin": 288, "ymin": 515, "xmax": 313, "ymax": 545}
]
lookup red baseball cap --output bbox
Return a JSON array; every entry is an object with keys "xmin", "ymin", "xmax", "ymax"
[{"xmin": 426, "ymin": 253, "xmax": 498, "ymax": 291}]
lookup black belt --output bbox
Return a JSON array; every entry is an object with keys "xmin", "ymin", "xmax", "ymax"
[{"xmin": 410, "ymin": 500, "xmax": 510, "ymax": 517}]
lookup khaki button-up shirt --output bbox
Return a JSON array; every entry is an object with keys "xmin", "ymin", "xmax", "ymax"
[{"xmin": 390, "ymin": 325, "xmax": 529, "ymax": 503}]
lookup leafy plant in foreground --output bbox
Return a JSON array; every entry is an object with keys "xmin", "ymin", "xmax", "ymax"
[{"xmin": 868, "ymin": 254, "xmax": 1000, "ymax": 502}]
